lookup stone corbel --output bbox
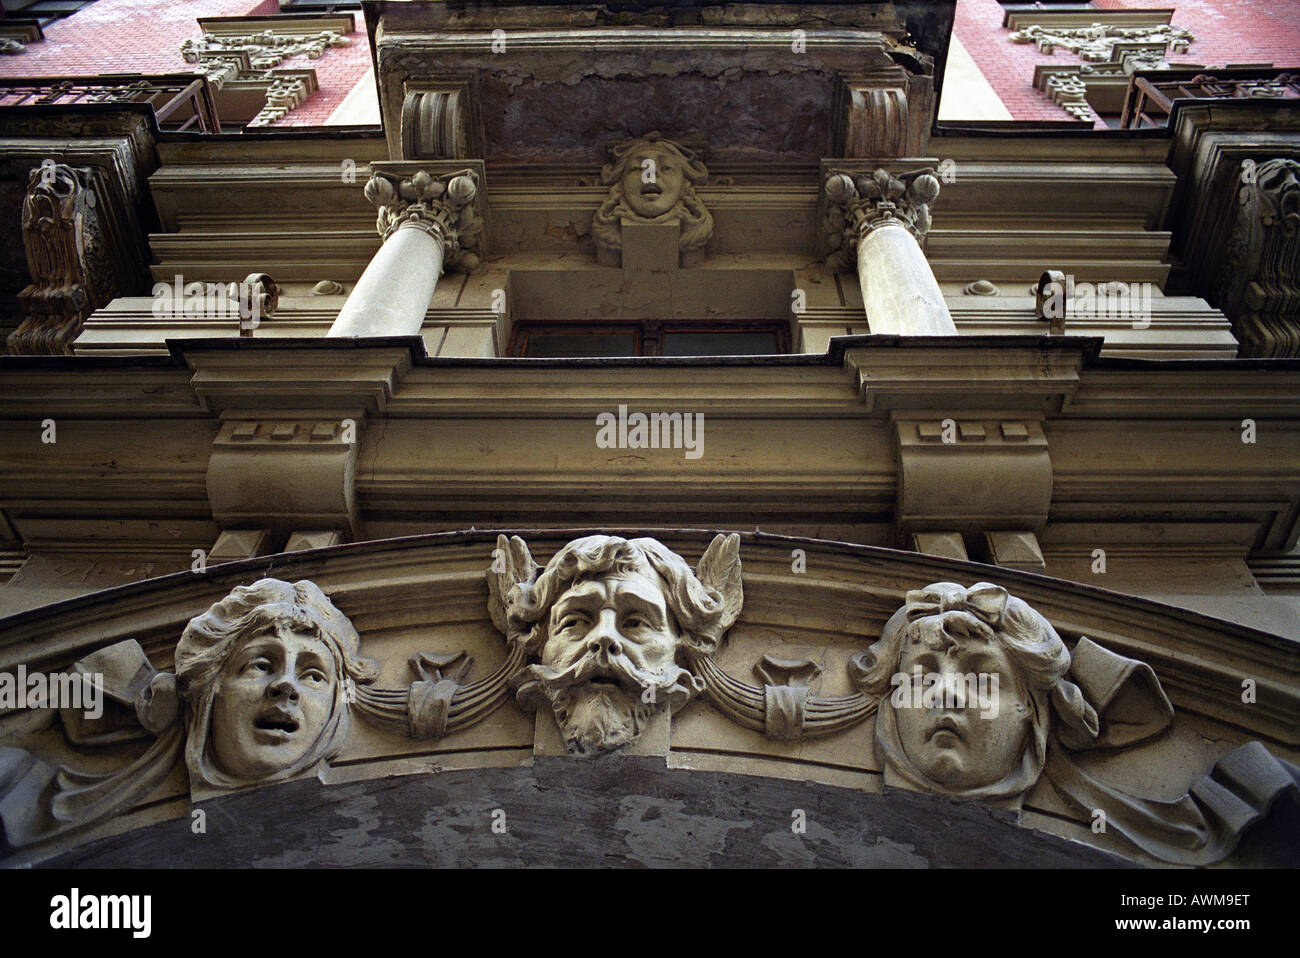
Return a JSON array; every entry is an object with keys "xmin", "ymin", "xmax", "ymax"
[
  {"xmin": 1212, "ymin": 157, "xmax": 1300, "ymax": 357},
  {"xmin": 9, "ymin": 163, "xmax": 115, "ymax": 355},
  {"xmin": 834, "ymin": 72, "xmax": 932, "ymax": 159},
  {"xmin": 894, "ymin": 418, "xmax": 1053, "ymax": 534},
  {"xmin": 399, "ymin": 79, "xmax": 481, "ymax": 160},
  {"xmin": 178, "ymin": 340, "xmax": 421, "ymax": 546},
  {"xmin": 206, "ymin": 415, "xmax": 362, "ymax": 540}
]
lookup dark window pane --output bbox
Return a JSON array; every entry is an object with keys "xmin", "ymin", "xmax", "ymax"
[
  {"xmin": 662, "ymin": 331, "xmax": 779, "ymax": 356},
  {"xmin": 522, "ymin": 331, "xmax": 638, "ymax": 357}
]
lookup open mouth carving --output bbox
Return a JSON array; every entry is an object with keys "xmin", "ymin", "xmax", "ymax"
[
  {"xmin": 639, "ymin": 182, "xmax": 663, "ymax": 197},
  {"xmin": 255, "ymin": 712, "xmax": 300, "ymax": 735}
]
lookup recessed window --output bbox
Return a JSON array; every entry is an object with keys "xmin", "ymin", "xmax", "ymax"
[
  {"xmin": 2, "ymin": 0, "xmax": 97, "ymax": 27},
  {"xmin": 510, "ymin": 322, "xmax": 789, "ymax": 358}
]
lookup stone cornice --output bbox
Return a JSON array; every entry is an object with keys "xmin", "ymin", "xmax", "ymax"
[{"xmin": 171, "ymin": 337, "xmax": 421, "ymax": 415}]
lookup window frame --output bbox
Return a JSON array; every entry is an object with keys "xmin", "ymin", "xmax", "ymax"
[{"xmin": 508, "ymin": 320, "xmax": 791, "ymax": 358}]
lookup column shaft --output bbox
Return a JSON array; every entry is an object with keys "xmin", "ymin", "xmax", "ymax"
[
  {"xmin": 856, "ymin": 222, "xmax": 956, "ymax": 336},
  {"xmin": 328, "ymin": 225, "xmax": 444, "ymax": 338}
]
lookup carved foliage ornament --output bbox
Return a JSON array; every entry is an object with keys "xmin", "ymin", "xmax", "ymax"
[
  {"xmin": 181, "ymin": 30, "xmax": 349, "ymax": 71},
  {"xmin": 822, "ymin": 168, "xmax": 941, "ymax": 272},
  {"xmin": 363, "ymin": 169, "xmax": 482, "ymax": 273},
  {"xmin": 591, "ymin": 132, "xmax": 713, "ymax": 266},
  {"xmin": 0, "ymin": 537, "xmax": 1296, "ymax": 866},
  {"xmin": 1009, "ymin": 23, "xmax": 1193, "ymax": 62}
]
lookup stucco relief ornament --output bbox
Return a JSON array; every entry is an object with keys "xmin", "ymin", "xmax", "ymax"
[
  {"xmin": 591, "ymin": 132, "xmax": 713, "ymax": 267},
  {"xmin": 848, "ymin": 582, "xmax": 1300, "ymax": 864},
  {"xmin": 1008, "ymin": 23, "xmax": 1192, "ymax": 61},
  {"xmin": 0, "ymin": 579, "xmax": 383, "ymax": 845},
  {"xmin": 1213, "ymin": 157, "xmax": 1300, "ymax": 357},
  {"xmin": 500, "ymin": 534, "xmax": 740, "ymax": 756},
  {"xmin": 8, "ymin": 162, "xmax": 113, "ymax": 355},
  {"xmin": 174, "ymin": 579, "xmax": 380, "ymax": 790}
]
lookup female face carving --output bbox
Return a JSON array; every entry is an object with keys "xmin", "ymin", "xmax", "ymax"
[
  {"xmin": 621, "ymin": 146, "xmax": 686, "ymax": 219},
  {"xmin": 210, "ymin": 623, "xmax": 337, "ymax": 782},
  {"xmin": 892, "ymin": 612, "xmax": 1033, "ymax": 791}
]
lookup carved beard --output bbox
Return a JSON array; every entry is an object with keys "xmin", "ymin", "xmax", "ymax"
[
  {"xmin": 515, "ymin": 648, "xmax": 702, "ymax": 756},
  {"xmin": 546, "ymin": 682, "xmax": 652, "ymax": 756}
]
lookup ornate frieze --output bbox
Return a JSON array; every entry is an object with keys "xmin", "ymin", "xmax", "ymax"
[
  {"xmin": 247, "ymin": 72, "xmax": 317, "ymax": 129},
  {"xmin": 181, "ymin": 29, "xmax": 349, "ymax": 71},
  {"xmin": 180, "ymin": 23, "xmax": 347, "ymax": 128},
  {"xmin": 1009, "ymin": 22, "xmax": 1192, "ymax": 63},
  {"xmin": 0, "ymin": 534, "xmax": 1296, "ymax": 865},
  {"xmin": 591, "ymin": 133, "xmax": 713, "ymax": 268},
  {"xmin": 8, "ymin": 163, "xmax": 114, "ymax": 355},
  {"xmin": 822, "ymin": 167, "xmax": 941, "ymax": 272}
]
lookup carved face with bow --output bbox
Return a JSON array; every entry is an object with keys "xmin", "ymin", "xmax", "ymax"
[
  {"xmin": 852, "ymin": 582, "xmax": 1082, "ymax": 800},
  {"xmin": 497, "ymin": 534, "xmax": 742, "ymax": 756}
]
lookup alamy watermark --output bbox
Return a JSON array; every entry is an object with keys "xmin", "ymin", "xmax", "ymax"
[
  {"xmin": 0, "ymin": 666, "xmax": 103, "ymax": 719},
  {"xmin": 890, "ymin": 667, "xmax": 1000, "ymax": 719},
  {"xmin": 151, "ymin": 274, "xmax": 264, "ymax": 332},
  {"xmin": 596, "ymin": 404, "xmax": 704, "ymax": 460},
  {"xmin": 1040, "ymin": 275, "xmax": 1154, "ymax": 329},
  {"xmin": 50, "ymin": 888, "xmax": 151, "ymax": 938}
]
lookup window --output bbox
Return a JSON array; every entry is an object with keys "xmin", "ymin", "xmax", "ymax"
[
  {"xmin": 509, "ymin": 321, "xmax": 789, "ymax": 358},
  {"xmin": 2, "ymin": 0, "xmax": 97, "ymax": 27}
]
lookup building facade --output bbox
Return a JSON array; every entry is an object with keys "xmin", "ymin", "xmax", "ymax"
[{"xmin": 0, "ymin": 0, "xmax": 1296, "ymax": 868}]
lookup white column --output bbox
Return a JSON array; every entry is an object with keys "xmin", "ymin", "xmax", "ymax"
[
  {"xmin": 857, "ymin": 221, "xmax": 956, "ymax": 335},
  {"xmin": 328, "ymin": 223, "xmax": 444, "ymax": 338}
]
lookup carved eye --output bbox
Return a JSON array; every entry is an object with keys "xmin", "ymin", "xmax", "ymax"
[
  {"xmin": 622, "ymin": 616, "xmax": 647, "ymax": 631},
  {"xmin": 300, "ymin": 668, "xmax": 327, "ymax": 685},
  {"xmin": 244, "ymin": 658, "xmax": 272, "ymax": 675},
  {"xmin": 558, "ymin": 614, "xmax": 586, "ymax": 632}
]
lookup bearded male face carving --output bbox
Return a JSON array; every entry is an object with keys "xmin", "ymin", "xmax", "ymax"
[{"xmin": 507, "ymin": 535, "xmax": 741, "ymax": 756}]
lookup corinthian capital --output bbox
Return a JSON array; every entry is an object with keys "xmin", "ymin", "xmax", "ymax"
[
  {"xmin": 362, "ymin": 168, "xmax": 482, "ymax": 272},
  {"xmin": 821, "ymin": 167, "xmax": 941, "ymax": 272}
]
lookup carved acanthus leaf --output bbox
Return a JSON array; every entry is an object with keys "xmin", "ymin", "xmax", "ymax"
[
  {"xmin": 822, "ymin": 167, "xmax": 941, "ymax": 271},
  {"xmin": 363, "ymin": 168, "xmax": 482, "ymax": 272}
]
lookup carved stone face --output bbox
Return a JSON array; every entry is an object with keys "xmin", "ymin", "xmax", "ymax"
[
  {"xmin": 210, "ymin": 624, "xmax": 337, "ymax": 781},
  {"xmin": 893, "ymin": 612, "xmax": 1032, "ymax": 790},
  {"xmin": 621, "ymin": 146, "xmax": 686, "ymax": 220},
  {"xmin": 536, "ymin": 569, "xmax": 681, "ymax": 754}
]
